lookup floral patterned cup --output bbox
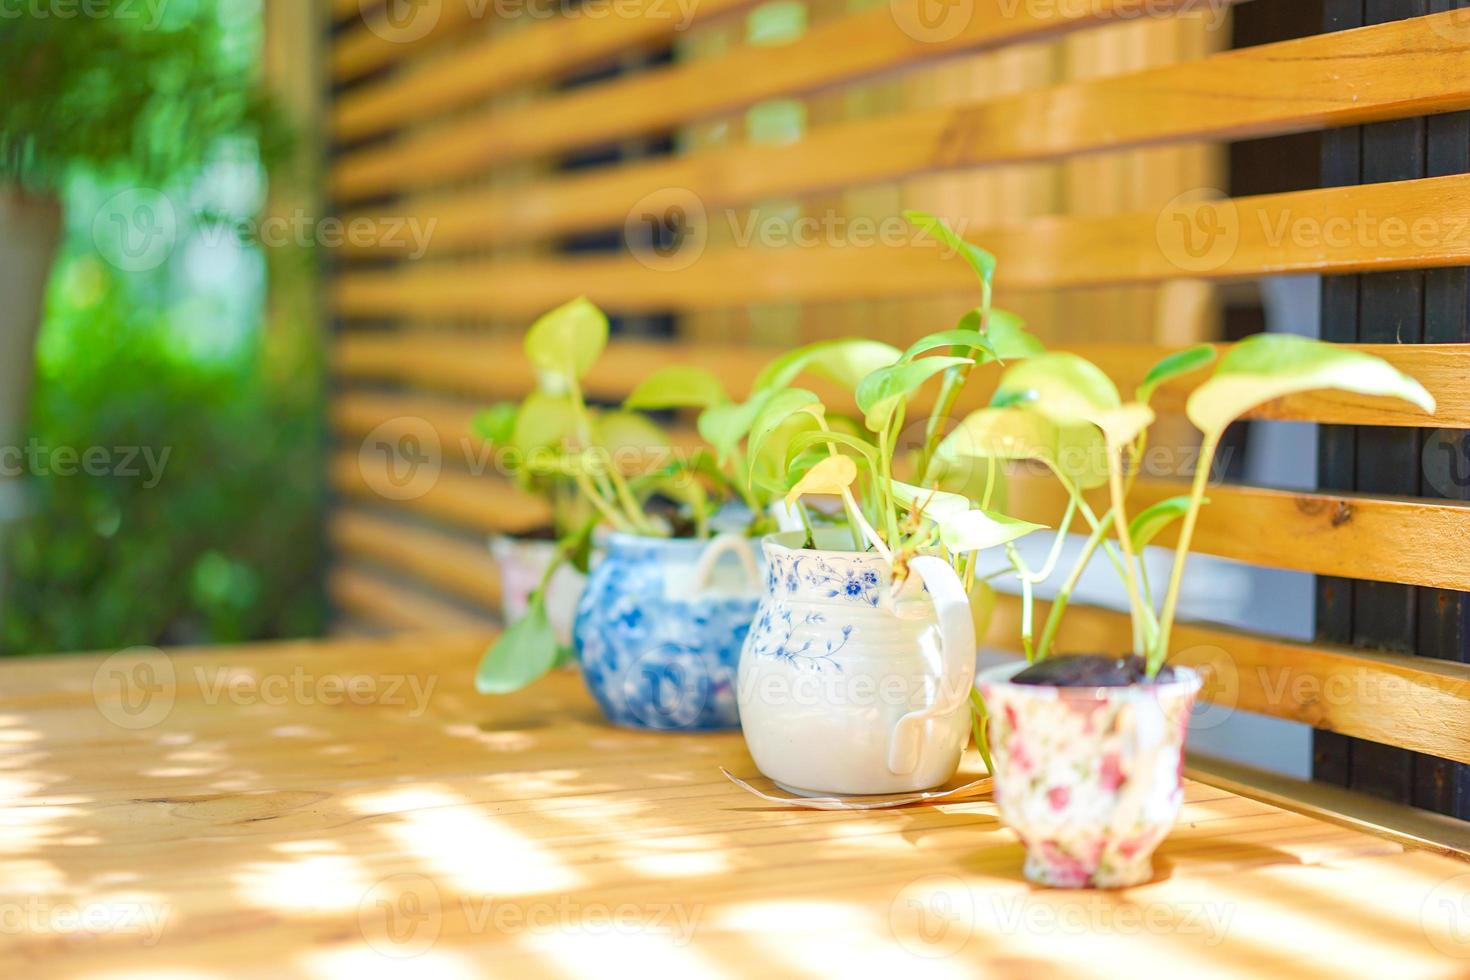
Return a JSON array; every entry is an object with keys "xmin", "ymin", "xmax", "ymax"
[{"xmin": 976, "ymin": 661, "xmax": 1203, "ymax": 888}]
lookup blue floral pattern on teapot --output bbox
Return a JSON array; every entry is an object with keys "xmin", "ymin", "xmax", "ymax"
[{"xmin": 573, "ymin": 533, "xmax": 763, "ymax": 731}]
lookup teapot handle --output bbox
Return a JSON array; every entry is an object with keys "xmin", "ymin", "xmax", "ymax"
[
  {"xmin": 887, "ymin": 556, "xmax": 976, "ymax": 776},
  {"xmin": 692, "ymin": 534, "xmax": 762, "ymax": 593}
]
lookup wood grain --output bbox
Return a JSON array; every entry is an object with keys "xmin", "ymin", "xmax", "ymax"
[
  {"xmin": 329, "ymin": 0, "xmax": 1241, "ymax": 199},
  {"xmin": 327, "ymin": 564, "xmax": 493, "ymax": 630},
  {"xmin": 332, "ymin": 173, "xmax": 1470, "ymax": 312},
  {"xmin": 1004, "ymin": 474, "xmax": 1470, "ymax": 593},
  {"xmin": 331, "ymin": 0, "xmax": 486, "ymax": 82},
  {"xmin": 333, "ymin": 0, "xmax": 760, "ymax": 140},
  {"xmin": 329, "ymin": 508, "xmax": 504, "ymax": 609},
  {"xmin": 331, "ymin": 450, "xmax": 551, "ymax": 534},
  {"xmin": 343, "ymin": 10, "xmax": 1470, "ymax": 251},
  {"xmin": 2, "ymin": 633, "xmax": 1466, "ymax": 975}
]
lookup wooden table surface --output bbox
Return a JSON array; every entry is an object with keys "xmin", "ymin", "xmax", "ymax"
[{"xmin": 3, "ymin": 632, "xmax": 1469, "ymax": 978}]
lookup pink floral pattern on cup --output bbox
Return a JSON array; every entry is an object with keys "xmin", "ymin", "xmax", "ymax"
[{"xmin": 976, "ymin": 662, "xmax": 1202, "ymax": 889}]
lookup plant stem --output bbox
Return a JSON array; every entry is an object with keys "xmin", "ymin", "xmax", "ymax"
[
  {"xmin": 1035, "ymin": 503, "xmax": 1113, "ymax": 662},
  {"xmin": 1106, "ymin": 445, "xmax": 1151, "ymax": 656},
  {"xmin": 917, "ymin": 296, "xmax": 991, "ymax": 483},
  {"xmin": 572, "ymin": 468, "xmax": 635, "ymax": 533},
  {"xmin": 1021, "ymin": 493, "xmax": 1076, "ymax": 584},
  {"xmin": 1007, "ymin": 543, "xmax": 1036, "ymax": 660},
  {"xmin": 1155, "ymin": 430, "xmax": 1220, "ymax": 673},
  {"xmin": 981, "ymin": 453, "xmax": 998, "ymax": 510}
]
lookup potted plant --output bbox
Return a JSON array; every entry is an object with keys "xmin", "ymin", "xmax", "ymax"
[
  {"xmin": 476, "ymin": 394, "xmax": 600, "ymax": 650},
  {"xmin": 950, "ymin": 334, "xmax": 1437, "ymax": 887},
  {"xmin": 0, "ymin": 11, "xmax": 283, "ymax": 608},
  {"xmin": 475, "ymin": 298, "xmax": 777, "ymax": 731},
  {"xmin": 732, "ymin": 213, "xmax": 1051, "ymax": 796}
]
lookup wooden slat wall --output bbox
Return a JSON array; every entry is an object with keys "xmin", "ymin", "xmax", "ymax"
[{"xmin": 320, "ymin": 0, "xmax": 1470, "ymax": 766}]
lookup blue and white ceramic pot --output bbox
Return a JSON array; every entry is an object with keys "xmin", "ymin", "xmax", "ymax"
[
  {"xmin": 573, "ymin": 533, "xmax": 763, "ymax": 731},
  {"xmin": 737, "ymin": 530, "xmax": 976, "ymax": 796}
]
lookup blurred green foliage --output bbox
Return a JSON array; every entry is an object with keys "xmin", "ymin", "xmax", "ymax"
[
  {"xmin": 1, "ymin": 0, "xmax": 287, "ymax": 192},
  {"xmin": 0, "ymin": 0, "xmax": 324, "ymax": 654},
  {"xmin": 3, "ymin": 261, "xmax": 324, "ymax": 653}
]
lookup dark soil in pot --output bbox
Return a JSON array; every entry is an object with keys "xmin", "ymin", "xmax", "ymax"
[{"xmin": 1012, "ymin": 654, "xmax": 1179, "ymax": 688}]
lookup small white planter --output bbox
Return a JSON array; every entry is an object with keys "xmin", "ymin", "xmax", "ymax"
[
  {"xmin": 737, "ymin": 531, "xmax": 976, "ymax": 796},
  {"xmin": 976, "ymin": 661, "xmax": 1203, "ymax": 888},
  {"xmin": 489, "ymin": 535, "xmax": 589, "ymax": 649}
]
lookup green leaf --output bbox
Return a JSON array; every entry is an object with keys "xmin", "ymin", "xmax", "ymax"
[
  {"xmin": 991, "ymin": 352, "xmax": 1121, "ymax": 426},
  {"xmin": 783, "ymin": 429, "xmax": 880, "ymax": 469},
  {"xmin": 1093, "ymin": 403, "xmax": 1155, "ymax": 449},
  {"xmin": 855, "ymin": 356, "xmax": 972, "ymax": 432},
  {"xmin": 473, "ymin": 402, "xmax": 518, "ymax": 445},
  {"xmin": 890, "ymin": 480, "xmax": 971, "ymax": 522},
  {"xmin": 696, "ymin": 398, "xmax": 761, "ymax": 463},
  {"xmin": 1128, "ymin": 495, "xmax": 1204, "ymax": 552},
  {"xmin": 1138, "ymin": 344, "xmax": 1217, "ymax": 404},
  {"xmin": 938, "ymin": 508, "xmax": 1047, "ymax": 554},
  {"xmin": 936, "ymin": 407, "xmax": 1108, "ymax": 490},
  {"xmin": 596, "ymin": 410, "xmax": 670, "ymax": 454},
  {"xmin": 903, "ymin": 210, "xmax": 997, "ymax": 285},
  {"xmin": 785, "ymin": 454, "xmax": 858, "ymax": 507},
  {"xmin": 624, "ymin": 366, "xmax": 729, "ymax": 410},
  {"xmin": 753, "ymin": 339, "xmax": 902, "ymax": 393},
  {"xmin": 985, "ymin": 310, "xmax": 1046, "ymax": 360},
  {"xmin": 523, "ymin": 297, "xmax": 608, "ymax": 381},
  {"xmin": 747, "ymin": 388, "xmax": 823, "ymax": 474},
  {"xmin": 511, "ymin": 391, "xmax": 578, "ymax": 452},
  {"xmin": 476, "ymin": 598, "xmax": 558, "ymax": 694},
  {"xmin": 902, "ymin": 327, "xmax": 998, "ymax": 363},
  {"xmin": 1187, "ymin": 335, "xmax": 1436, "ymax": 437}
]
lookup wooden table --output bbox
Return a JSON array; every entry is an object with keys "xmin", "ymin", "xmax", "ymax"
[{"xmin": 3, "ymin": 633, "xmax": 1469, "ymax": 977}]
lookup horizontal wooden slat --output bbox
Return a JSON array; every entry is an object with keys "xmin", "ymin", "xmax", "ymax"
[
  {"xmin": 985, "ymin": 594, "xmax": 1470, "ymax": 765},
  {"xmin": 1005, "ymin": 474, "xmax": 1470, "ymax": 593},
  {"xmin": 331, "ymin": 388, "xmax": 708, "ymax": 455},
  {"xmin": 347, "ymin": 10, "xmax": 1470, "ymax": 253},
  {"xmin": 1188, "ymin": 755, "xmax": 1470, "ymax": 860},
  {"xmin": 332, "ymin": 450, "xmax": 550, "ymax": 534},
  {"xmin": 332, "ymin": 390, "xmax": 482, "ymax": 448},
  {"xmin": 328, "ymin": 565, "xmax": 492, "ymax": 632},
  {"xmin": 333, "ymin": 174, "xmax": 1470, "ymax": 312},
  {"xmin": 332, "ymin": 335, "xmax": 1469, "ymax": 429},
  {"xmin": 331, "ymin": 0, "xmax": 484, "ymax": 82},
  {"xmin": 333, "ymin": 0, "xmax": 758, "ymax": 140},
  {"xmin": 329, "ymin": 0, "xmax": 1237, "ymax": 200},
  {"xmin": 329, "ymin": 508, "xmax": 502, "ymax": 608}
]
